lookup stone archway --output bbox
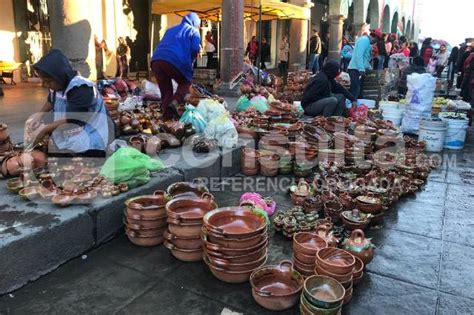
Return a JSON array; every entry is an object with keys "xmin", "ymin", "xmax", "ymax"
[
  {"xmin": 382, "ymin": 5, "xmax": 390, "ymax": 33},
  {"xmin": 411, "ymin": 23, "xmax": 415, "ymax": 40},
  {"xmin": 366, "ymin": 0, "xmax": 380, "ymax": 29},
  {"xmin": 391, "ymin": 11, "xmax": 399, "ymax": 34}
]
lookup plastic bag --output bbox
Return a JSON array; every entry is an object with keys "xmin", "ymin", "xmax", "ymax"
[
  {"xmin": 196, "ymin": 98, "xmax": 226, "ymax": 121},
  {"xmin": 236, "ymin": 96, "xmax": 251, "ymax": 112},
  {"xmin": 141, "ymin": 79, "xmax": 178, "ymax": 99},
  {"xmin": 100, "ymin": 147, "xmax": 165, "ymax": 188},
  {"xmin": 249, "ymin": 95, "xmax": 269, "ymax": 113},
  {"xmin": 204, "ymin": 112, "xmax": 238, "ymax": 149},
  {"xmin": 180, "ymin": 105, "xmax": 208, "ymax": 133}
]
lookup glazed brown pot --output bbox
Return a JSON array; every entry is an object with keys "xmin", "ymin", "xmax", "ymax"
[
  {"xmin": 125, "ymin": 225, "xmax": 166, "ymax": 237},
  {"xmin": 203, "ymin": 207, "xmax": 267, "ymax": 239},
  {"xmin": 204, "ymin": 254, "xmax": 267, "ymax": 283},
  {"xmin": 164, "ymin": 229, "xmax": 202, "ymax": 250},
  {"xmin": 303, "ymin": 196, "xmax": 323, "ymax": 214},
  {"xmin": 342, "ymin": 229, "xmax": 375, "ymax": 265},
  {"xmin": 294, "ymin": 264, "xmax": 315, "ymax": 278},
  {"xmin": 165, "ymin": 181, "xmax": 209, "ymax": 199},
  {"xmin": 293, "ymin": 232, "xmax": 328, "ymax": 256},
  {"xmin": 250, "ymin": 260, "xmax": 304, "ymax": 311},
  {"xmin": 125, "ymin": 228, "xmax": 164, "ymax": 247},
  {"xmin": 353, "ymin": 256, "xmax": 365, "ymax": 279},
  {"xmin": 167, "ymin": 219, "xmax": 203, "ymax": 238},
  {"xmin": 163, "ymin": 240, "xmax": 203, "ymax": 262},
  {"xmin": 294, "ymin": 250, "xmax": 316, "ymax": 265},
  {"xmin": 166, "ymin": 193, "xmax": 217, "ymax": 224},
  {"xmin": 355, "ymin": 195, "xmax": 383, "ymax": 214},
  {"xmin": 202, "ymin": 225, "xmax": 267, "ymax": 249},
  {"xmin": 125, "ymin": 194, "xmax": 168, "ymax": 220},
  {"xmin": 338, "ymin": 192, "xmax": 354, "ymax": 210},
  {"xmin": 205, "ymin": 251, "xmax": 267, "ymax": 272},
  {"xmin": 293, "ymin": 256, "xmax": 315, "ymax": 273},
  {"xmin": 204, "ymin": 246, "xmax": 267, "ymax": 264},
  {"xmin": 316, "ymin": 248, "xmax": 355, "ymax": 275},
  {"xmin": 314, "ymin": 265, "xmax": 353, "ymax": 283},
  {"xmin": 124, "ymin": 214, "xmax": 167, "ymax": 230},
  {"xmin": 203, "ymin": 235, "xmax": 268, "ymax": 257}
]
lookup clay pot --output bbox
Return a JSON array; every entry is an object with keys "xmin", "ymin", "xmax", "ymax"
[
  {"xmin": 353, "ymin": 256, "xmax": 365, "ymax": 279},
  {"xmin": 205, "ymin": 251, "xmax": 267, "ymax": 272},
  {"xmin": 303, "ymin": 275, "xmax": 345, "ymax": 310},
  {"xmin": 204, "ymin": 246, "xmax": 267, "ymax": 265},
  {"xmin": 303, "ymin": 196, "xmax": 323, "ymax": 214},
  {"xmin": 293, "ymin": 256, "xmax": 315, "ymax": 273},
  {"xmin": 236, "ymin": 126, "xmax": 258, "ymax": 139},
  {"xmin": 355, "ymin": 195, "xmax": 383, "ymax": 214},
  {"xmin": 125, "ymin": 212, "xmax": 167, "ymax": 230},
  {"xmin": 342, "ymin": 229, "xmax": 375, "ymax": 265},
  {"xmin": 163, "ymin": 240, "xmax": 203, "ymax": 262},
  {"xmin": 163, "ymin": 229, "xmax": 202, "ymax": 250},
  {"xmin": 0, "ymin": 124, "xmax": 9, "ymax": 142},
  {"xmin": 202, "ymin": 225, "xmax": 266, "ymax": 249},
  {"xmin": 293, "ymin": 232, "xmax": 328, "ymax": 256},
  {"xmin": 126, "ymin": 228, "xmax": 163, "ymax": 247},
  {"xmin": 156, "ymin": 133, "xmax": 181, "ymax": 148},
  {"xmin": 203, "ymin": 207, "xmax": 267, "ymax": 239},
  {"xmin": 165, "ymin": 180, "xmax": 209, "ymax": 199},
  {"xmin": 291, "ymin": 180, "xmax": 311, "ymax": 206},
  {"xmin": 315, "ymin": 248, "xmax": 355, "ymax": 275},
  {"xmin": 167, "ymin": 219, "xmax": 202, "ymax": 238},
  {"xmin": 314, "ymin": 218, "xmax": 334, "ymax": 231},
  {"xmin": 162, "ymin": 121, "xmax": 185, "ymax": 140},
  {"xmin": 338, "ymin": 192, "xmax": 354, "ymax": 210},
  {"xmin": 314, "ymin": 265, "xmax": 353, "ymax": 283},
  {"xmin": 52, "ymin": 194, "xmax": 75, "ymax": 207},
  {"xmin": 18, "ymin": 186, "xmax": 41, "ymax": 200},
  {"xmin": 250, "ymin": 260, "xmax": 304, "ymax": 311},
  {"xmin": 125, "ymin": 194, "xmax": 168, "ymax": 220},
  {"xmin": 341, "ymin": 209, "xmax": 372, "ymax": 231},
  {"xmin": 203, "ymin": 235, "xmax": 268, "ymax": 257},
  {"xmin": 166, "ymin": 193, "xmax": 217, "ymax": 224},
  {"xmin": 204, "ymin": 254, "xmax": 267, "ymax": 283},
  {"xmin": 259, "ymin": 154, "xmax": 280, "ymax": 177}
]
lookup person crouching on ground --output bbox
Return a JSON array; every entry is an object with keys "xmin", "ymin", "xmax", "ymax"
[
  {"xmin": 30, "ymin": 49, "xmax": 110, "ymax": 157},
  {"xmin": 151, "ymin": 13, "xmax": 201, "ymax": 121},
  {"xmin": 301, "ymin": 61, "xmax": 357, "ymax": 117}
]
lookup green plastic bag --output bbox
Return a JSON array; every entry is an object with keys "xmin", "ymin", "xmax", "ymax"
[
  {"xmin": 100, "ymin": 147, "xmax": 165, "ymax": 188},
  {"xmin": 236, "ymin": 95, "xmax": 251, "ymax": 112}
]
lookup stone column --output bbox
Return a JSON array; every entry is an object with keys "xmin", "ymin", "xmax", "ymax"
[
  {"xmin": 327, "ymin": 15, "xmax": 344, "ymax": 62},
  {"xmin": 288, "ymin": 0, "xmax": 311, "ymax": 71},
  {"xmin": 218, "ymin": 0, "xmax": 244, "ymax": 95},
  {"xmin": 47, "ymin": 0, "xmax": 99, "ymax": 79}
]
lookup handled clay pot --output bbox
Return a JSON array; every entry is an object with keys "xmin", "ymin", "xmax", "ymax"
[
  {"xmin": 342, "ymin": 229, "xmax": 375, "ymax": 265},
  {"xmin": 315, "ymin": 247, "xmax": 355, "ymax": 275},
  {"xmin": 165, "ymin": 180, "xmax": 209, "ymax": 199},
  {"xmin": 205, "ymin": 251, "xmax": 267, "ymax": 272},
  {"xmin": 163, "ymin": 240, "xmax": 203, "ymax": 262},
  {"xmin": 125, "ymin": 194, "xmax": 168, "ymax": 220},
  {"xmin": 167, "ymin": 218, "xmax": 203, "ymax": 238},
  {"xmin": 203, "ymin": 235, "xmax": 268, "ymax": 257},
  {"xmin": 166, "ymin": 192, "xmax": 217, "ymax": 224},
  {"xmin": 204, "ymin": 254, "xmax": 267, "ymax": 284},
  {"xmin": 163, "ymin": 230, "xmax": 202, "ymax": 250},
  {"xmin": 250, "ymin": 260, "xmax": 304, "ymax": 311},
  {"xmin": 126, "ymin": 228, "xmax": 164, "ymax": 247},
  {"xmin": 202, "ymin": 225, "xmax": 267, "ymax": 249},
  {"xmin": 291, "ymin": 180, "xmax": 311, "ymax": 206},
  {"xmin": 314, "ymin": 226, "xmax": 338, "ymax": 248},
  {"xmin": 293, "ymin": 232, "xmax": 328, "ymax": 256},
  {"xmin": 124, "ymin": 213, "xmax": 167, "ymax": 230}
]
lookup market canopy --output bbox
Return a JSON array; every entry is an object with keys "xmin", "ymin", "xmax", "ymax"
[{"xmin": 151, "ymin": 0, "xmax": 310, "ymax": 21}]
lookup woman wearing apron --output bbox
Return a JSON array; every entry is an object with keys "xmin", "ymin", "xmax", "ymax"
[{"xmin": 30, "ymin": 49, "xmax": 110, "ymax": 157}]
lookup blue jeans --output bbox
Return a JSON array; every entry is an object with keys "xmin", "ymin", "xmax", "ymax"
[
  {"xmin": 309, "ymin": 53, "xmax": 320, "ymax": 74},
  {"xmin": 377, "ymin": 55, "xmax": 385, "ymax": 70},
  {"xmin": 348, "ymin": 69, "xmax": 362, "ymax": 99}
]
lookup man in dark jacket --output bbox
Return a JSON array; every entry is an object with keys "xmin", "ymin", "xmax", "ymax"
[
  {"xmin": 398, "ymin": 56, "xmax": 426, "ymax": 95},
  {"xmin": 302, "ymin": 61, "xmax": 357, "ymax": 117},
  {"xmin": 151, "ymin": 13, "xmax": 201, "ymax": 120},
  {"xmin": 309, "ymin": 30, "xmax": 322, "ymax": 74}
]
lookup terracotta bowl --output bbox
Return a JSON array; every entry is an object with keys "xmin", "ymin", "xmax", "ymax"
[
  {"xmin": 204, "ymin": 246, "xmax": 267, "ymax": 264},
  {"xmin": 202, "ymin": 225, "xmax": 267, "ymax": 249},
  {"xmin": 293, "ymin": 232, "xmax": 328, "ymax": 256},
  {"xmin": 204, "ymin": 254, "xmax": 267, "ymax": 283},
  {"xmin": 203, "ymin": 235, "xmax": 268, "ymax": 257},
  {"xmin": 250, "ymin": 260, "xmax": 304, "ymax": 311},
  {"xmin": 303, "ymin": 275, "xmax": 345, "ymax": 310},
  {"xmin": 316, "ymin": 248, "xmax": 355, "ymax": 275},
  {"xmin": 353, "ymin": 272, "xmax": 364, "ymax": 286},
  {"xmin": 300, "ymin": 293, "xmax": 342, "ymax": 315},
  {"xmin": 166, "ymin": 193, "xmax": 217, "ymax": 223},
  {"xmin": 293, "ymin": 256, "xmax": 315, "ymax": 271},
  {"xmin": 163, "ymin": 229, "xmax": 202, "ymax": 250},
  {"xmin": 124, "ymin": 215, "xmax": 167, "ymax": 230},
  {"xmin": 314, "ymin": 265, "xmax": 353, "ymax": 283},
  {"xmin": 293, "ymin": 264, "xmax": 315, "ymax": 278},
  {"xmin": 353, "ymin": 256, "xmax": 365, "ymax": 279},
  {"xmin": 125, "ymin": 228, "xmax": 164, "ymax": 247},
  {"xmin": 163, "ymin": 240, "xmax": 203, "ymax": 262},
  {"xmin": 125, "ymin": 195, "xmax": 168, "ymax": 219},
  {"xmin": 355, "ymin": 196, "xmax": 383, "ymax": 214},
  {"xmin": 294, "ymin": 250, "xmax": 316, "ymax": 265},
  {"xmin": 167, "ymin": 219, "xmax": 203, "ymax": 238},
  {"xmin": 203, "ymin": 207, "xmax": 266, "ymax": 239},
  {"xmin": 165, "ymin": 181, "xmax": 209, "ymax": 199},
  {"xmin": 205, "ymin": 251, "xmax": 267, "ymax": 272}
]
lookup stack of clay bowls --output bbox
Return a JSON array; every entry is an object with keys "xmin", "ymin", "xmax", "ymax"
[
  {"xmin": 164, "ymin": 192, "xmax": 217, "ymax": 262},
  {"xmin": 124, "ymin": 191, "xmax": 168, "ymax": 247},
  {"xmin": 292, "ymin": 232, "xmax": 328, "ymax": 277},
  {"xmin": 300, "ymin": 275, "xmax": 345, "ymax": 315},
  {"xmin": 315, "ymin": 248, "xmax": 356, "ymax": 304},
  {"xmin": 202, "ymin": 207, "xmax": 268, "ymax": 283}
]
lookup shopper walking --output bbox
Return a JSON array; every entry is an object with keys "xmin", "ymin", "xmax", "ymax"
[
  {"xmin": 340, "ymin": 38, "xmax": 353, "ymax": 72},
  {"xmin": 151, "ymin": 13, "xmax": 201, "ymax": 121},
  {"xmin": 205, "ymin": 31, "xmax": 216, "ymax": 69},
  {"xmin": 447, "ymin": 46, "xmax": 459, "ymax": 88},
  {"xmin": 434, "ymin": 44, "xmax": 449, "ymax": 78},
  {"xmin": 258, "ymin": 38, "xmax": 271, "ymax": 70},
  {"xmin": 309, "ymin": 30, "xmax": 322, "ymax": 73},
  {"xmin": 279, "ymin": 35, "xmax": 290, "ymax": 76},
  {"xmin": 116, "ymin": 37, "xmax": 130, "ymax": 78},
  {"xmin": 347, "ymin": 29, "xmax": 380, "ymax": 99},
  {"xmin": 246, "ymin": 36, "xmax": 259, "ymax": 66},
  {"xmin": 302, "ymin": 61, "xmax": 357, "ymax": 117}
]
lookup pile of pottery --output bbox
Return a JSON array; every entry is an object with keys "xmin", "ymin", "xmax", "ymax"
[
  {"xmin": 314, "ymin": 248, "xmax": 356, "ymax": 304},
  {"xmin": 292, "ymin": 232, "xmax": 328, "ymax": 277},
  {"xmin": 202, "ymin": 207, "xmax": 268, "ymax": 283},
  {"xmin": 0, "ymin": 123, "xmax": 14, "ymax": 157},
  {"xmin": 273, "ymin": 207, "xmax": 319, "ymax": 238},
  {"xmin": 300, "ymin": 275, "xmax": 346, "ymax": 315},
  {"xmin": 250, "ymin": 260, "xmax": 304, "ymax": 311},
  {"xmin": 164, "ymin": 192, "xmax": 217, "ymax": 262},
  {"xmin": 276, "ymin": 71, "xmax": 312, "ymax": 104},
  {"xmin": 124, "ymin": 191, "xmax": 168, "ymax": 247}
]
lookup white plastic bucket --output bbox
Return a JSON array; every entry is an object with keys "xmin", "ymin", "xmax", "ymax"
[
  {"xmin": 418, "ymin": 119, "xmax": 447, "ymax": 152},
  {"xmin": 382, "ymin": 108, "xmax": 403, "ymax": 127},
  {"xmin": 439, "ymin": 114, "xmax": 469, "ymax": 149},
  {"xmin": 379, "ymin": 101, "xmax": 399, "ymax": 112},
  {"xmin": 357, "ymin": 99, "xmax": 376, "ymax": 109}
]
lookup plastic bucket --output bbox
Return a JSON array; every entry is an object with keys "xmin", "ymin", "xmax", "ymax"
[
  {"xmin": 439, "ymin": 114, "xmax": 469, "ymax": 149},
  {"xmin": 379, "ymin": 101, "xmax": 399, "ymax": 112},
  {"xmin": 357, "ymin": 99, "xmax": 376, "ymax": 109},
  {"xmin": 418, "ymin": 119, "xmax": 447, "ymax": 152},
  {"xmin": 382, "ymin": 108, "xmax": 403, "ymax": 127}
]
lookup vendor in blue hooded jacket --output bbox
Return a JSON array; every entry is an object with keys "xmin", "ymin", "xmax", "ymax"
[
  {"xmin": 30, "ymin": 49, "xmax": 110, "ymax": 157},
  {"xmin": 151, "ymin": 13, "xmax": 201, "ymax": 121}
]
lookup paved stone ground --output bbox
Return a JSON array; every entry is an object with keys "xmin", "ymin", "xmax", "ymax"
[{"xmin": 1, "ymin": 85, "xmax": 474, "ymax": 314}]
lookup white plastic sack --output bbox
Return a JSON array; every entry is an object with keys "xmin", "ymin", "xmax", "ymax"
[
  {"xmin": 141, "ymin": 79, "xmax": 178, "ymax": 98},
  {"xmin": 204, "ymin": 112, "xmax": 238, "ymax": 149},
  {"xmin": 197, "ymin": 98, "xmax": 227, "ymax": 122},
  {"xmin": 401, "ymin": 73, "xmax": 436, "ymax": 134}
]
